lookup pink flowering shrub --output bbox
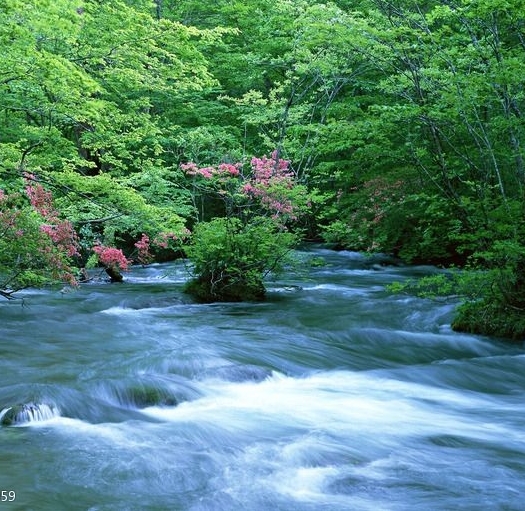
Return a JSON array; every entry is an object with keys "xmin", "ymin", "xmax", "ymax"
[
  {"xmin": 242, "ymin": 154, "xmax": 300, "ymax": 222},
  {"xmin": 2, "ymin": 173, "xmax": 192, "ymax": 295},
  {"xmin": 152, "ymin": 228, "xmax": 190, "ymax": 249},
  {"xmin": 134, "ymin": 233, "xmax": 153, "ymax": 265},
  {"xmin": 181, "ymin": 151, "xmax": 308, "ymax": 226},
  {"xmin": 25, "ymin": 174, "xmax": 80, "ymax": 259},
  {"xmin": 180, "ymin": 152, "xmax": 309, "ymax": 302},
  {"xmin": 133, "ymin": 229, "xmax": 191, "ymax": 266},
  {"xmin": 24, "ymin": 175, "xmax": 81, "ymax": 286},
  {"xmin": 0, "ymin": 180, "xmax": 81, "ymax": 297},
  {"xmin": 92, "ymin": 244, "xmax": 130, "ymax": 271}
]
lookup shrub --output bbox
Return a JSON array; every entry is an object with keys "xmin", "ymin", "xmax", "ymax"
[
  {"xmin": 0, "ymin": 181, "xmax": 79, "ymax": 298},
  {"xmin": 184, "ymin": 217, "xmax": 298, "ymax": 302},
  {"xmin": 181, "ymin": 152, "xmax": 308, "ymax": 302}
]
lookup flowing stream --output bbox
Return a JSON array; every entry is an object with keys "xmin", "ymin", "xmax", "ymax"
[{"xmin": 1, "ymin": 247, "xmax": 524, "ymax": 510}]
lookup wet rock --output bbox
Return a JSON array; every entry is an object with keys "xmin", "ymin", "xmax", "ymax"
[
  {"xmin": 0, "ymin": 403, "xmax": 58, "ymax": 425},
  {"xmin": 117, "ymin": 385, "xmax": 178, "ymax": 408}
]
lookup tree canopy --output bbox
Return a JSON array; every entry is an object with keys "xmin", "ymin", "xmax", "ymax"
[{"xmin": 1, "ymin": 0, "xmax": 524, "ymax": 338}]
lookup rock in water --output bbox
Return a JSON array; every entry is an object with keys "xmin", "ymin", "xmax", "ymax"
[{"xmin": 0, "ymin": 403, "xmax": 59, "ymax": 425}]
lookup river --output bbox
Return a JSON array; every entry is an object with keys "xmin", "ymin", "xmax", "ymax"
[{"xmin": 1, "ymin": 247, "xmax": 524, "ymax": 510}]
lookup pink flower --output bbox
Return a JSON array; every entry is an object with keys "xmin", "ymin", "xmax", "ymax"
[
  {"xmin": 218, "ymin": 163, "xmax": 240, "ymax": 176},
  {"xmin": 180, "ymin": 162, "xmax": 199, "ymax": 175},
  {"xmin": 93, "ymin": 244, "xmax": 130, "ymax": 271},
  {"xmin": 181, "ymin": 163, "xmax": 216, "ymax": 179},
  {"xmin": 242, "ymin": 183, "xmax": 257, "ymax": 195},
  {"xmin": 198, "ymin": 167, "xmax": 215, "ymax": 179},
  {"xmin": 134, "ymin": 233, "xmax": 153, "ymax": 265}
]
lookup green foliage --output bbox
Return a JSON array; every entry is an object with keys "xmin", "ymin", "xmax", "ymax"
[
  {"xmin": 48, "ymin": 170, "xmax": 188, "ymax": 257},
  {"xmin": 387, "ymin": 270, "xmax": 487, "ymax": 302},
  {"xmin": 389, "ymin": 237, "xmax": 525, "ymax": 340},
  {"xmin": 387, "ymin": 274, "xmax": 459, "ymax": 300},
  {"xmin": 184, "ymin": 217, "xmax": 298, "ymax": 302},
  {"xmin": 452, "ymin": 300, "xmax": 525, "ymax": 341},
  {"xmin": 1, "ymin": 0, "xmax": 525, "ymax": 337},
  {"xmin": 307, "ymin": 256, "xmax": 327, "ymax": 268},
  {"xmin": 0, "ymin": 204, "xmax": 53, "ymax": 292},
  {"xmin": 320, "ymin": 178, "xmax": 467, "ymax": 263},
  {"xmin": 0, "ymin": 0, "xmax": 209, "ymax": 278},
  {"xmin": 445, "ymin": 231, "xmax": 525, "ymax": 340},
  {"xmin": 0, "ymin": 187, "xmax": 77, "ymax": 296}
]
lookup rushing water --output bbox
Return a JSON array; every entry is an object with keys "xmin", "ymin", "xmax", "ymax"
[{"xmin": 1, "ymin": 247, "xmax": 524, "ymax": 511}]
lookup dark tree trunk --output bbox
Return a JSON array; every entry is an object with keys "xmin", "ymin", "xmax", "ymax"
[{"xmin": 105, "ymin": 266, "xmax": 124, "ymax": 283}]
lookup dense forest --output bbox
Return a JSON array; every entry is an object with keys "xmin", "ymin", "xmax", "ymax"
[{"xmin": 1, "ymin": 0, "xmax": 524, "ymax": 339}]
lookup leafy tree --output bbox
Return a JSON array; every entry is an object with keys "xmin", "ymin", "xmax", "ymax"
[
  {"xmin": 0, "ymin": 178, "xmax": 79, "ymax": 298},
  {"xmin": 1, "ymin": 0, "xmax": 525, "ymax": 336},
  {"xmin": 181, "ymin": 153, "xmax": 308, "ymax": 301},
  {"xmin": 328, "ymin": 0, "xmax": 525, "ymax": 336},
  {"xmin": 0, "ymin": 0, "xmax": 211, "ymax": 265}
]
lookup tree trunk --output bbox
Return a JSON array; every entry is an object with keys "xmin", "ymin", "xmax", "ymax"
[{"xmin": 105, "ymin": 266, "xmax": 124, "ymax": 283}]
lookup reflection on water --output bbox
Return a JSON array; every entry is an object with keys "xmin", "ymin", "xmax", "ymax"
[{"xmin": 1, "ymin": 248, "xmax": 524, "ymax": 510}]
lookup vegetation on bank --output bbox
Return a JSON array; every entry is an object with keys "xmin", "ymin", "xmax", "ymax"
[{"xmin": 1, "ymin": 0, "xmax": 524, "ymax": 339}]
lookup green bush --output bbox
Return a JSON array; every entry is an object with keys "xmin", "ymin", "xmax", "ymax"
[
  {"xmin": 388, "ymin": 242, "xmax": 525, "ymax": 341},
  {"xmin": 452, "ymin": 300, "xmax": 525, "ymax": 341},
  {"xmin": 184, "ymin": 217, "xmax": 298, "ymax": 302}
]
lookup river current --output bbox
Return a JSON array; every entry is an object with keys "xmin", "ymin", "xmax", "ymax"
[{"xmin": 1, "ymin": 247, "xmax": 524, "ymax": 510}]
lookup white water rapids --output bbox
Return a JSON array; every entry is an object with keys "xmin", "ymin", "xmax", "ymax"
[{"xmin": 0, "ymin": 247, "xmax": 524, "ymax": 510}]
